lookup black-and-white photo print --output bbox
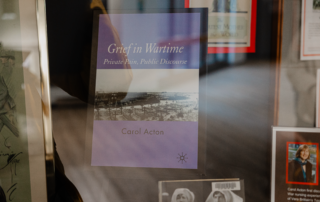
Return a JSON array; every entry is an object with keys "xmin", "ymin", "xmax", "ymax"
[{"xmin": 159, "ymin": 179, "xmax": 245, "ymax": 202}]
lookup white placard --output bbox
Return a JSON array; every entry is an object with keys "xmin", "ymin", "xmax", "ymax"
[{"xmin": 301, "ymin": 0, "xmax": 320, "ymax": 60}]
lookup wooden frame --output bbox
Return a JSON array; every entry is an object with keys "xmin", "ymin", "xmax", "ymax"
[{"xmin": 272, "ymin": 0, "xmax": 284, "ymax": 126}]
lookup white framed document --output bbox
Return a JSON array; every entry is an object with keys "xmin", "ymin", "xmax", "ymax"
[
  {"xmin": 271, "ymin": 127, "xmax": 320, "ymax": 202},
  {"xmin": 301, "ymin": 0, "xmax": 320, "ymax": 60}
]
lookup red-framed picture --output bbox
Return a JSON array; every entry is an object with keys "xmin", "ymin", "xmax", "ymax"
[
  {"xmin": 286, "ymin": 142, "xmax": 319, "ymax": 185},
  {"xmin": 185, "ymin": 0, "xmax": 257, "ymax": 54}
]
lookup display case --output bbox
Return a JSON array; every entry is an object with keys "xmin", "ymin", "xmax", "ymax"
[
  {"xmin": 4, "ymin": 0, "xmax": 320, "ymax": 202},
  {"xmin": 46, "ymin": 0, "xmax": 278, "ymax": 201}
]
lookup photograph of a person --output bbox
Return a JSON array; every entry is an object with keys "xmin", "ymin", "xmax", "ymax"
[
  {"xmin": 314, "ymin": 0, "xmax": 320, "ymax": 10},
  {"xmin": 287, "ymin": 143, "xmax": 318, "ymax": 184},
  {"xmin": 171, "ymin": 188, "xmax": 195, "ymax": 202},
  {"xmin": 205, "ymin": 190, "xmax": 243, "ymax": 202}
]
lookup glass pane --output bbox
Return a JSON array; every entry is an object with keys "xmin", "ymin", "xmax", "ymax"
[
  {"xmin": 0, "ymin": 0, "xmax": 48, "ymax": 201},
  {"xmin": 47, "ymin": 0, "xmax": 276, "ymax": 202}
]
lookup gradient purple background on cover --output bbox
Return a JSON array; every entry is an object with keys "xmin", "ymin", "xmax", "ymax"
[
  {"xmin": 91, "ymin": 121, "xmax": 198, "ymax": 168},
  {"xmin": 92, "ymin": 13, "xmax": 200, "ymax": 168},
  {"xmin": 96, "ymin": 13, "xmax": 201, "ymax": 69}
]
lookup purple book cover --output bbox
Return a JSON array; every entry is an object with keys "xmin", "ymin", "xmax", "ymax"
[{"xmin": 91, "ymin": 13, "xmax": 201, "ymax": 169}]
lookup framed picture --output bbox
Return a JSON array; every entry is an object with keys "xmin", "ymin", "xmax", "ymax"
[
  {"xmin": 159, "ymin": 179, "xmax": 245, "ymax": 202},
  {"xmin": 185, "ymin": 0, "xmax": 257, "ymax": 53},
  {"xmin": 286, "ymin": 142, "xmax": 318, "ymax": 185},
  {"xmin": 271, "ymin": 127, "xmax": 320, "ymax": 202},
  {"xmin": 84, "ymin": 8, "xmax": 208, "ymax": 177}
]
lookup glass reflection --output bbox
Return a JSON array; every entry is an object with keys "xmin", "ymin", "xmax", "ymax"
[{"xmin": 49, "ymin": 0, "xmax": 275, "ymax": 202}]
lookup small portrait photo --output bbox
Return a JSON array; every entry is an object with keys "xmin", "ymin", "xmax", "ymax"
[
  {"xmin": 286, "ymin": 142, "xmax": 318, "ymax": 185},
  {"xmin": 171, "ymin": 188, "xmax": 195, "ymax": 202},
  {"xmin": 314, "ymin": 0, "xmax": 320, "ymax": 10},
  {"xmin": 160, "ymin": 186, "xmax": 196, "ymax": 202},
  {"xmin": 205, "ymin": 190, "xmax": 243, "ymax": 202}
]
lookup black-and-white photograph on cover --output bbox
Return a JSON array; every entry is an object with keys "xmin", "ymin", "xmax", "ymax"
[
  {"xmin": 94, "ymin": 92, "xmax": 198, "ymax": 122},
  {"xmin": 159, "ymin": 179, "xmax": 245, "ymax": 202}
]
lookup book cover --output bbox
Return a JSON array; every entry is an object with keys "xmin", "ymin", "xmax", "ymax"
[{"xmin": 90, "ymin": 12, "xmax": 203, "ymax": 169}]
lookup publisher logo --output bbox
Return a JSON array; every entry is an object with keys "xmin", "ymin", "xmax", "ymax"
[{"xmin": 177, "ymin": 152, "xmax": 188, "ymax": 164}]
